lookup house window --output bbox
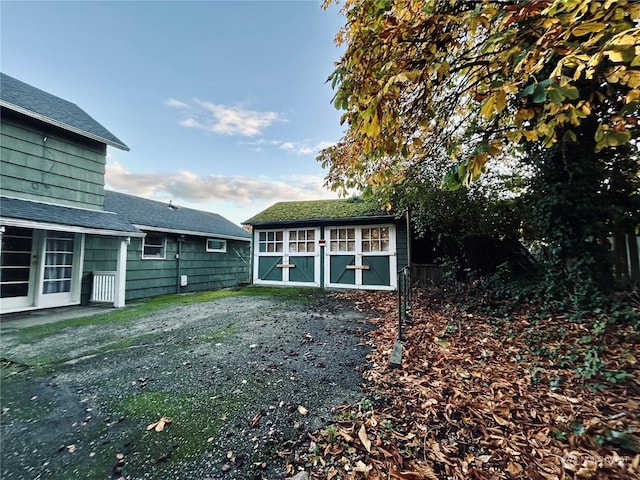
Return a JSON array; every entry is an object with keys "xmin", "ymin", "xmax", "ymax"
[
  {"xmin": 362, "ymin": 227, "xmax": 390, "ymax": 252},
  {"xmin": 143, "ymin": 234, "xmax": 166, "ymax": 259},
  {"xmin": 288, "ymin": 230, "xmax": 315, "ymax": 253},
  {"xmin": 258, "ymin": 231, "xmax": 283, "ymax": 253},
  {"xmin": 329, "ymin": 228, "xmax": 356, "ymax": 252},
  {"xmin": 206, "ymin": 238, "xmax": 227, "ymax": 252}
]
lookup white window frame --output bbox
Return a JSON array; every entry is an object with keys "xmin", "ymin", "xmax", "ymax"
[
  {"xmin": 206, "ymin": 238, "xmax": 227, "ymax": 253},
  {"xmin": 257, "ymin": 230, "xmax": 285, "ymax": 254},
  {"xmin": 142, "ymin": 234, "xmax": 166, "ymax": 259}
]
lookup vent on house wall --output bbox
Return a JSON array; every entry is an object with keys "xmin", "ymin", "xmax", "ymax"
[{"xmin": 91, "ymin": 271, "xmax": 116, "ymax": 303}]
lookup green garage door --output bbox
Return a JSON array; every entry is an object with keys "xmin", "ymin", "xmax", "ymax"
[
  {"xmin": 329, "ymin": 255, "xmax": 356, "ymax": 285},
  {"xmin": 289, "ymin": 256, "xmax": 316, "ymax": 283},
  {"xmin": 257, "ymin": 256, "xmax": 283, "ymax": 282},
  {"xmin": 253, "ymin": 229, "xmax": 320, "ymax": 286},
  {"xmin": 326, "ymin": 225, "xmax": 396, "ymax": 290},
  {"xmin": 362, "ymin": 256, "xmax": 391, "ymax": 286}
]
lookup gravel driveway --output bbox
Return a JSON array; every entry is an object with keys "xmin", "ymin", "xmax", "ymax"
[{"xmin": 0, "ymin": 290, "xmax": 372, "ymax": 480}]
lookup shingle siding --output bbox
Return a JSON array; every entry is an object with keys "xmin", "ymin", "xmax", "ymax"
[
  {"xmin": 1, "ymin": 116, "xmax": 107, "ymax": 209},
  {"xmin": 124, "ymin": 236, "xmax": 250, "ymax": 301}
]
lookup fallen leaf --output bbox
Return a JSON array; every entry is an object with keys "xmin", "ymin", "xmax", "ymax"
[
  {"xmin": 146, "ymin": 416, "xmax": 173, "ymax": 432},
  {"xmin": 507, "ymin": 461, "xmax": 523, "ymax": 474},
  {"xmin": 155, "ymin": 418, "xmax": 166, "ymax": 432},
  {"xmin": 492, "ymin": 413, "xmax": 510, "ymax": 426},
  {"xmin": 353, "ymin": 460, "xmax": 372, "ymax": 476},
  {"xmin": 358, "ymin": 424, "xmax": 372, "ymax": 452},
  {"xmin": 249, "ymin": 410, "xmax": 265, "ymax": 428},
  {"xmin": 298, "ymin": 405, "xmax": 308, "ymax": 416}
]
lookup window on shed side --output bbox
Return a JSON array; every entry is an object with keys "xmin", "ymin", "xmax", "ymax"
[
  {"xmin": 206, "ymin": 238, "xmax": 227, "ymax": 252},
  {"xmin": 142, "ymin": 234, "xmax": 166, "ymax": 259}
]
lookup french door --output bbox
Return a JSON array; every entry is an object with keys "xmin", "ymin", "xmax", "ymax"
[
  {"xmin": 325, "ymin": 225, "xmax": 396, "ymax": 290},
  {"xmin": 1, "ymin": 227, "xmax": 83, "ymax": 314},
  {"xmin": 0, "ymin": 227, "xmax": 36, "ymax": 311},
  {"xmin": 253, "ymin": 228, "xmax": 320, "ymax": 286}
]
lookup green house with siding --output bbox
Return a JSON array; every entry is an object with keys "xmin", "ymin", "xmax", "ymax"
[
  {"xmin": 0, "ymin": 72, "xmax": 250, "ymax": 315},
  {"xmin": 103, "ymin": 191, "xmax": 250, "ymax": 302},
  {"xmin": 244, "ymin": 198, "xmax": 409, "ymax": 291}
]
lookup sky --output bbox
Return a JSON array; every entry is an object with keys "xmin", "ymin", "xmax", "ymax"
[{"xmin": 1, "ymin": 0, "xmax": 348, "ymax": 225}]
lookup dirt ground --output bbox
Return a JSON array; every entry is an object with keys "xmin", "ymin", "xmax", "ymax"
[{"xmin": 0, "ymin": 291, "xmax": 373, "ymax": 480}]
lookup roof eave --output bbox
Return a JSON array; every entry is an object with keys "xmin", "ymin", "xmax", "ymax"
[
  {"xmin": 1, "ymin": 217, "xmax": 144, "ymax": 237},
  {"xmin": 0, "ymin": 100, "xmax": 130, "ymax": 151},
  {"xmin": 133, "ymin": 224, "xmax": 250, "ymax": 241},
  {"xmin": 244, "ymin": 215, "xmax": 395, "ymax": 227}
]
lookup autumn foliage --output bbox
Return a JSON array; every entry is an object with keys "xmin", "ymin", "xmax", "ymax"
[
  {"xmin": 320, "ymin": 0, "xmax": 640, "ymax": 192},
  {"xmin": 287, "ymin": 289, "xmax": 640, "ymax": 479}
]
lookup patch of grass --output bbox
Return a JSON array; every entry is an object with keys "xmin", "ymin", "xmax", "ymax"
[
  {"xmin": 0, "ymin": 358, "xmax": 30, "ymax": 379},
  {"xmin": 13, "ymin": 286, "xmax": 323, "ymax": 341},
  {"xmin": 4, "ymin": 330, "xmax": 170, "ymax": 374},
  {"xmin": 196, "ymin": 322, "xmax": 242, "ymax": 344},
  {"xmin": 109, "ymin": 386, "xmax": 259, "ymax": 469}
]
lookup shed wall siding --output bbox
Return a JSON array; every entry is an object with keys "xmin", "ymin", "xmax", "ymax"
[
  {"xmin": 396, "ymin": 221, "xmax": 409, "ymax": 270},
  {"xmin": 0, "ymin": 118, "xmax": 106, "ymax": 209},
  {"xmin": 125, "ymin": 236, "xmax": 250, "ymax": 300}
]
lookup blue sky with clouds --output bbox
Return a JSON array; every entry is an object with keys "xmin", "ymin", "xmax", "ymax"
[{"xmin": 1, "ymin": 0, "xmax": 347, "ymax": 224}]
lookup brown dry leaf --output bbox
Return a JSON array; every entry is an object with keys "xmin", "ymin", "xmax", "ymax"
[
  {"xmin": 358, "ymin": 424, "xmax": 372, "ymax": 453},
  {"xmin": 249, "ymin": 410, "xmax": 265, "ymax": 428},
  {"xmin": 146, "ymin": 416, "xmax": 173, "ymax": 432},
  {"xmin": 507, "ymin": 461, "xmax": 523, "ymax": 475},
  {"xmin": 155, "ymin": 418, "xmax": 166, "ymax": 432},
  {"xmin": 338, "ymin": 427, "xmax": 354, "ymax": 442},
  {"xmin": 492, "ymin": 412, "xmax": 510, "ymax": 426},
  {"xmin": 353, "ymin": 460, "xmax": 373, "ymax": 476},
  {"xmin": 327, "ymin": 466, "xmax": 339, "ymax": 480}
]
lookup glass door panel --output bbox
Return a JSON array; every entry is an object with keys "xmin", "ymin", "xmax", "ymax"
[
  {"xmin": 1, "ymin": 227, "xmax": 34, "ymax": 305},
  {"xmin": 42, "ymin": 232, "xmax": 74, "ymax": 294}
]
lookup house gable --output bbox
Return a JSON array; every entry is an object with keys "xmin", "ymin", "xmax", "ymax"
[{"xmin": 0, "ymin": 73, "xmax": 128, "ymax": 210}]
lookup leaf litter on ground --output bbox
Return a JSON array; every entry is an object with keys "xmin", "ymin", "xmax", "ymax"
[{"xmin": 285, "ymin": 287, "xmax": 640, "ymax": 480}]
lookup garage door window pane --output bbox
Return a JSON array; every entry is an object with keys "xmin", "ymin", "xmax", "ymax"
[{"xmin": 259, "ymin": 230, "xmax": 284, "ymax": 253}]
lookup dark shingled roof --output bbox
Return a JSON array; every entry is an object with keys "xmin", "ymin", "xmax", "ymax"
[
  {"xmin": 0, "ymin": 196, "xmax": 142, "ymax": 235},
  {"xmin": 244, "ymin": 198, "xmax": 391, "ymax": 226},
  {"xmin": 104, "ymin": 191, "xmax": 251, "ymax": 240},
  {"xmin": 0, "ymin": 73, "xmax": 129, "ymax": 151}
]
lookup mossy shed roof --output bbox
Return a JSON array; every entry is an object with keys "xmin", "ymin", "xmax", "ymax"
[{"xmin": 244, "ymin": 198, "xmax": 392, "ymax": 226}]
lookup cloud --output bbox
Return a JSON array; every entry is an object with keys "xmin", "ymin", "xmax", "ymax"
[
  {"xmin": 242, "ymin": 138, "xmax": 336, "ymax": 156},
  {"xmin": 105, "ymin": 161, "xmax": 336, "ymax": 208},
  {"xmin": 165, "ymin": 98, "xmax": 283, "ymax": 137},
  {"xmin": 164, "ymin": 98, "xmax": 189, "ymax": 109}
]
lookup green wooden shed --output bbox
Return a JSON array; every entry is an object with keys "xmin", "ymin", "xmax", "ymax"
[{"xmin": 244, "ymin": 198, "xmax": 409, "ymax": 291}]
